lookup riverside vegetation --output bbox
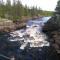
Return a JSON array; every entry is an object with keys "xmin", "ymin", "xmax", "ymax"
[{"xmin": 0, "ymin": 0, "xmax": 53, "ymax": 32}]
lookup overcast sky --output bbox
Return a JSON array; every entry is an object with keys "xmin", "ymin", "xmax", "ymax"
[
  {"xmin": 20, "ymin": 0, "xmax": 58, "ymax": 11},
  {"xmin": 4, "ymin": 0, "xmax": 58, "ymax": 11}
]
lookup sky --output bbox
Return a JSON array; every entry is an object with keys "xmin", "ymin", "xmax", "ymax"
[
  {"xmin": 3, "ymin": 0, "xmax": 58, "ymax": 11},
  {"xmin": 20, "ymin": 0, "xmax": 58, "ymax": 11}
]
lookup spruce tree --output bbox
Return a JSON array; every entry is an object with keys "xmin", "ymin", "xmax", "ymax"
[
  {"xmin": 24, "ymin": 5, "xmax": 29, "ymax": 16},
  {"xmin": 6, "ymin": 0, "xmax": 11, "ymax": 19},
  {"xmin": 55, "ymin": 0, "xmax": 60, "ymax": 27},
  {"xmin": 0, "ymin": 0, "xmax": 5, "ymax": 18},
  {"xmin": 55, "ymin": 0, "xmax": 60, "ymax": 14},
  {"xmin": 15, "ymin": 0, "xmax": 23, "ymax": 19}
]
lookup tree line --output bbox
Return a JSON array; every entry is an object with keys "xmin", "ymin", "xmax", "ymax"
[{"xmin": 0, "ymin": 0, "xmax": 53, "ymax": 21}]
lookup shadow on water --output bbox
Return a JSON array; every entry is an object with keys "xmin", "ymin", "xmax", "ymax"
[
  {"xmin": 0, "ymin": 34, "xmax": 58, "ymax": 60},
  {"xmin": 16, "ymin": 47, "xmax": 57, "ymax": 60},
  {"xmin": 0, "ymin": 32, "xmax": 20, "ymax": 60}
]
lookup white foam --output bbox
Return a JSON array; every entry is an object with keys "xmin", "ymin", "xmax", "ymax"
[{"xmin": 9, "ymin": 17, "xmax": 50, "ymax": 49}]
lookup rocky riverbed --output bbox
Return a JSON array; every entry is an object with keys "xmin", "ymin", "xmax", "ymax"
[{"xmin": 0, "ymin": 16, "xmax": 60, "ymax": 60}]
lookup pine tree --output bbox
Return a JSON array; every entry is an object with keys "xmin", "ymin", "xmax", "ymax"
[
  {"xmin": 6, "ymin": 0, "xmax": 11, "ymax": 19},
  {"xmin": 24, "ymin": 5, "xmax": 29, "ymax": 16},
  {"xmin": 6, "ymin": 0, "xmax": 11, "ymax": 6},
  {"xmin": 15, "ymin": 0, "xmax": 23, "ymax": 19},
  {"xmin": 12, "ymin": 0, "xmax": 17, "ymax": 20},
  {"xmin": 0, "ymin": 0, "xmax": 5, "ymax": 18},
  {"xmin": 30, "ymin": 6, "xmax": 38, "ymax": 16},
  {"xmin": 55, "ymin": 0, "xmax": 60, "ymax": 27},
  {"xmin": 55, "ymin": 0, "xmax": 60, "ymax": 14}
]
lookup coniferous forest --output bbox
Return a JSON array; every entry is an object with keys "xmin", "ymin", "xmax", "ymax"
[{"xmin": 0, "ymin": 0, "xmax": 53, "ymax": 21}]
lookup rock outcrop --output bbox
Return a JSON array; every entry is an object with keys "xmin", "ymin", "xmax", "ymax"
[{"xmin": 43, "ymin": 16, "xmax": 60, "ymax": 54}]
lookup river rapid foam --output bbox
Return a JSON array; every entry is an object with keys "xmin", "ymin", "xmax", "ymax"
[{"xmin": 10, "ymin": 17, "xmax": 51, "ymax": 50}]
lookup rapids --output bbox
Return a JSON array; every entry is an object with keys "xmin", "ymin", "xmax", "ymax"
[{"xmin": 10, "ymin": 17, "xmax": 51, "ymax": 50}]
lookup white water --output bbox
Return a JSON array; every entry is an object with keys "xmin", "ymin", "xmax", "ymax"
[{"xmin": 10, "ymin": 17, "xmax": 51, "ymax": 50}]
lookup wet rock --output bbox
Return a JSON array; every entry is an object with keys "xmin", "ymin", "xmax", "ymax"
[
  {"xmin": 43, "ymin": 16, "xmax": 59, "ymax": 32},
  {"xmin": 43, "ymin": 16, "xmax": 60, "ymax": 54}
]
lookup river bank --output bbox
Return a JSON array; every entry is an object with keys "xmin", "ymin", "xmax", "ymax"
[
  {"xmin": 43, "ymin": 16, "xmax": 60, "ymax": 55},
  {"xmin": 0, "ymin": 16, "xmax": 60, "ymax": 60},
  {"xmin": 0, "ymin": 16, "xmax": 41, "ymax": 32}
]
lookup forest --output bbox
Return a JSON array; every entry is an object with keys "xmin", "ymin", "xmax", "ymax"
[{"xmin": 0, "ymin": 0, "xmax": 53, "ymax": 21}]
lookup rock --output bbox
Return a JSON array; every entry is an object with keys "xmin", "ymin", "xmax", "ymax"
[
  {"xmin": 43, "ymin": 16, "xmax": 60, "ymax": 54},
  {"xmin": 43, "ymin": 16, "xmax": 59, "ymax": 32},
  {"xmin": 0, "ymin": 19, "xmax": 16, "ymax": 32}
]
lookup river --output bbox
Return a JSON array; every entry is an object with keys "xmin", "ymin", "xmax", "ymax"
[
  {"xmin": 10, "ymin": 16, "xmax": 51, "ymax": 49},
  {"xmin": 1, "ymin": 16, "xmax": 56, "ymax": 60}
]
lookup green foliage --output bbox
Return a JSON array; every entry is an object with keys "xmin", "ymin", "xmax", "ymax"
[
  {"xmin": 0, "ymin": 0, "xmax": 53, "ymax": 21},
  {"xmin": 42, "ymin": 11, "xmax": 53, "ymax": 16}
]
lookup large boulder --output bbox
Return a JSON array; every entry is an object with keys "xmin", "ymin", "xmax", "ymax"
[
  {"xmin": 43, "ymin": 16, "xmax": 60, "ymax": 54},
  {"xmin": 43, "ymin": 16, "xmax": 59, "ymax": 32}
]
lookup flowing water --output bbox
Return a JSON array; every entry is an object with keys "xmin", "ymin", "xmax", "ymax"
[
  {"xmin": 0, "ymin": 16, "xmax": 58, "ymax": 60},
  {"xmin": 10, "ymin": 17, "xmax": 51, "ymax": 50}
]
